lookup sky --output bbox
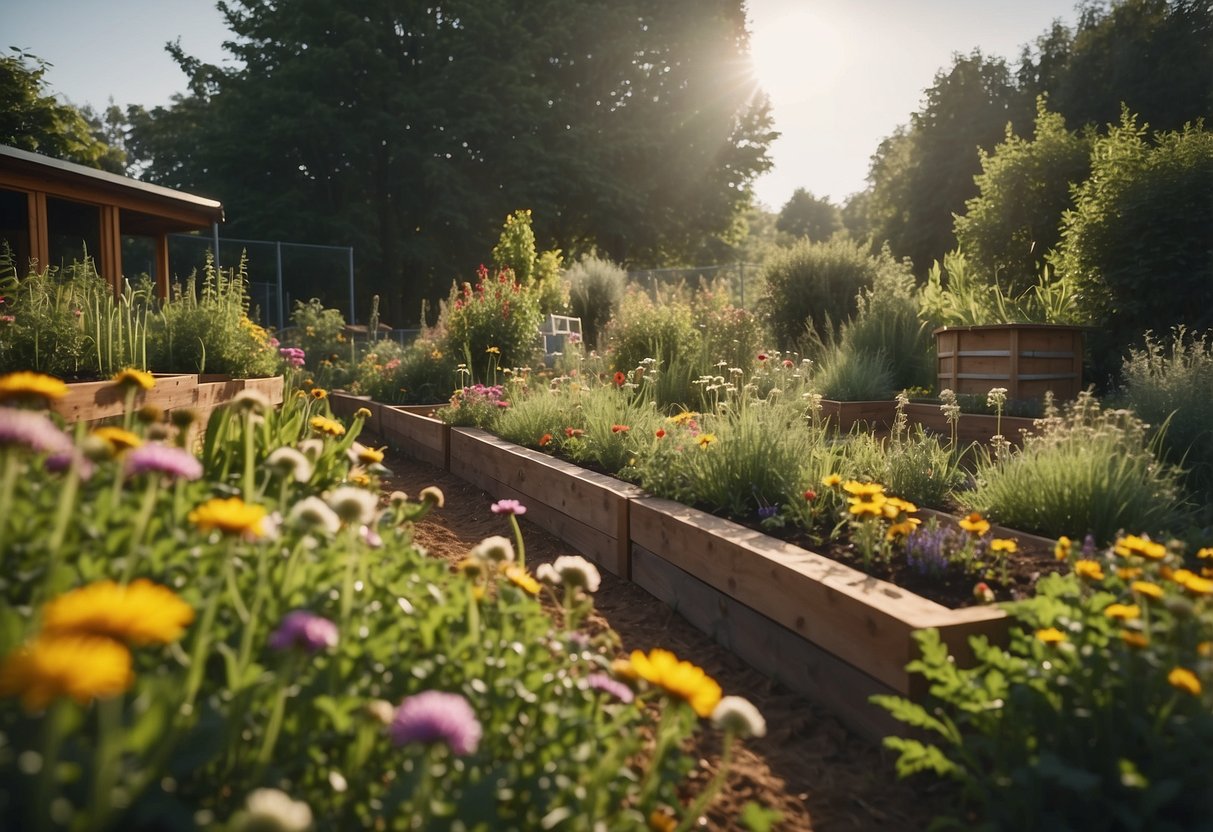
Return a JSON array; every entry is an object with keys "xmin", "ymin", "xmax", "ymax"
[{"xmin": 6, "ymin": 0, "xmax": 1081, "ymax": 211}]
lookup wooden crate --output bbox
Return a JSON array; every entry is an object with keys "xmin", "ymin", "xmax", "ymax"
[
  {"xmin": 935, "ymin": 324, "xmax": 1083, "ymax": 401},
  {"xmin": 448, "ymin": 428, "xmax": 641, "ymax": 577},
  {"xmin": 380, "ymin": 406, "xmax": 449, "ymax": 470}
]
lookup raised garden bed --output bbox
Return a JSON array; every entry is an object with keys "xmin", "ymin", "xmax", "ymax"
[
  {"xmin": 904, "ymin": 401, "xmax": 1037, "ymax": 447},
  {"xmin": 819, "ymin": 398, "xmax": 896, "ymax": 432},
  {"xmin": 51, "ymin": 374, "xmax": 284, "ymax": 423}
]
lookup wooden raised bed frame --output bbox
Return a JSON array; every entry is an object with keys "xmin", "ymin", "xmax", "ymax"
[{"xmin": 52, "ymin": 374, "xmax": 284, "ymax": 424}]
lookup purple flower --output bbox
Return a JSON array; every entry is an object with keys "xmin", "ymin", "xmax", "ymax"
[
  {"xmin": 45, "ymin": 449, "xmax": 95, "ymax": 480},
  {"xmin": 124, "ymin": 443, "xmax": 203, "ymax": 481},
  {"xmin": 268, "ymin": 610, "xmax": 339, "ymax": 653},
  {"xmin": 757, "ymin": 505, "xmax": 779, "ymax": 519},
  {"xmin": 585, "ymin": 673, "xmax": 635, "ymax": 704},
  {"xmin": 490, "ymin": 499, "xmax": 527, "ymax": 516},
  {"xmin": 904, "ymin": 526, "xmax": 956, "ymax": 578},
  {"xmin": 0, "ymin": 408, "xmax": 72, "ymax": 454},
  {"xmin": 278, "ymin": 347, "xmax": 306, "ymax": 368},
  {"xmin": 388, "ymin": 691, "xmax": 482, "ymax": 756}
]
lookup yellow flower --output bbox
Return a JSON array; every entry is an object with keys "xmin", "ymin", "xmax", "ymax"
[
  {"xmin": 1074, "ymin": 560, "xmax": 1105, "ymax": 581},
  {"xmin": 1174, "ymin": 570, "xmax": 1213, "ymax": 596},
  {"xmin": 1113, "ymin": 534, "xmax": 1166, "ymax": 560},
  {"xmin": 310, "ymin": 388, "xmax": 328, "ymax": 400},
  {"xmin": 93, "ymin": 426, "xmax": 143, "ymax": 453},
  {"xmin": 629, "ymin": 648, "xmax": 722, "ymax": 718},
  {"xmin": 357, "ymin": 446, "xmax": 386, "ymax": 465},
  {"xmin": 648, "ymin": 809, "xmax": 677, "ymax": 832},
  {"xmin": 189, "ymin": 497, "xmax": 267, "ymax": 538},
  {"xmin": 886, "ymin": 519, "xmax": 921, "ymax": 540},
  {"xmin": 505, "ymin": 566, "xmax": 541, "ymax": 596},
  {"xmin": 1130, "ymin": 581, "xmax": 1165, "ymax": 600},
  {"xmin": 610, "ymin": 657, "xmax": 638, "ymax": 681},
  {"xmin": 0, "ymin": 634, "xmax": 133, "ymax": 712},
  {"xmin": 1054, "ymin": 536, "xmax": 1072, "ymax": 561},
  {"xmin": 485, "ymin": 346, "xmax": 501, "ymax": 355},
  {"xmin": 0, "ymin": 371, "xmax": 68, "ymax": 404},
  {"xmin": 348, "ymin": 472, "xmax": 372, "ymax": 487},
  {"xmin": 1197, "ymin": 547, "xmax": 1213, "ymax": 560},
  {"xmin": 111, "ymin": 368, "xmax": 155, "ymax": 391},
  {"xmin": 821, "ymin": 473, "xmax": 842, "ymax": 488},
  {"xmin": 455, "ymin": 558, "xmax": 485, "ymax": 579},
  {"xmin": 990, "ymin": 538, "xmax": 1019, "ymax": 554},
  {"xmin": 1035, "ymin": 627, "xmax": 1066, "ymax": 644},
  {"xmin": 843, "ymin": 480, "xmax": 885, "ymax": 498},
  {"xmin": 848, "ymin": 498, "xmax": 886, "ymax": 518},
  {"xmin": 1120, "ymin": 630, "xmax": 1149, "ymax": 649},
  {"xmin": 310, "ymin": 416, "xmax": 346, "ymax": 437},
  {"xmin": 882, "ymin": 496, "xmax": 918, "ymax": 517},
  {"xmin": 958, "ymin": 512, "xmax": 991, "ymax": 537},
  {"xmin": 41, "ymin": 580, "xmax": 194, "ymax": 645},
  {"xmin": 354, "ymin": 407, "xmax": 373, "ymax": 419},
  {"xmin": 696, "ymin": 433, "xmax": 717, "ymax": 449},
  {"xmin": 668, "ymin": 411, "xmax": 699, "ymax": 426},
  {"xmin": 1117, "ymin": 567, "xmax": 1144, "ymax": 581},
  {"xmin": 1103, "ymin": 603, "xmax": 1141, "ymax": 621},
  {"xmin": 1167, "ymin": 667, "xmax": 1202, "ymax": 696}
]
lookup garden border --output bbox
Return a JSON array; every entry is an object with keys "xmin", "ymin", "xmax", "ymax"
[{"xmin": 53, "ymin": 374, "xmax": 284, "ymax": 424}]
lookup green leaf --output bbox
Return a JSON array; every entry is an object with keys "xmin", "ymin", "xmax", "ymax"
[
  {"xmin": 882, "ymin": 736, "xmax": 961, "ymax": 779},
  {"xmin": 739, "ymin": 801, "xmax": 784, "ymax": 832}
]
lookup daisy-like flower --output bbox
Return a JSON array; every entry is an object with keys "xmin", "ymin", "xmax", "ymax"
[
  {"xmin": 309, "ymin": 416, "xmax": 346, "ymax": 437},
  {"xmin": 470, "ymin": 535, "xmax": 515, "ymax": 564},
  {"xmin": 268, "ymin": 611, "xmax": 338, "ymax": 653},
  {"xmin": 41, "ymin": 579, "xmax": 194, "ymax": 645},
  {"xmin": 1074, "ymin": 560, "xmax": 1105, "ymax": 581},
  {"xmin": 843, "ymin": 480, "xmax": 885, "ymax": 498},
  {"xmin": 989, "ymin": 538, "xmax": 1018, "ymax": 555},
  {"xmin": 1120, "ymin": 630, "xmax": 1149, "ymax": 649},
  {"xmin": 297, "ymin": 438, "xmax": 326, "ymax": 460},
  {"xmin": 123, "ymin": 443, "xmax": 203, "ymax": 481},
  {"xmin": 1054, "ymin": 536, "xmax": 1072, "ymax": 561},
  {"xmin": 821, "ymin": 473, "xmax": 842, "ymax": 488},
  {"xmin": 0, "ymin": 371, "xmax": 68, "ymax": 405},
  {"xmin": 230, "ymin": 389, "xmax": 272, "ymax": 413},
  {"xmin": 1131, "ymin": 580, "xmax": 1165, "ymax": 600},
  {"xmin": 234, "ymin": 788, "xmax": 314, "ymax": 832},
  {"xmin": 584, "ymin": 672, "xmax": 635, "ymax": 704},
  {"xmin": 1103, "ymin": 603, "xmax": 1141, "ymax": 621},
  {"xmin": 668, "ymin": 411, "xmax": 699, "ymax": 426},
  {"xmin": 93, "ymin": 426, "xmax": 143, "ymax": 453},
  {"xmin": 389, "ymin": 690, "xmax": 482, "ymax": 756},
  {"xmin": 328, "ymin": 486, "xmax": 378, "ymax": 525},
  {"xmin": 0, "ymin": 634, "xmax": 133, "ymax": 712},
  {"xmin": 1035, "ymin": 627, "xmax": 1066, "ymax": 645},
  {"xmin": 711, "ymin": 695, "xmax": 766, "ymax": 738},
  {"xmin": 347, "ymin": 442, "xmax": 385, "ymax": 466},
  {"xmin": 535, "ymin": 562, "xmax": 559, "ymax": 584},
  {"xmin": 504, "ymin": 565, "xmax": 541, "ymax": 595},
  {"xmin": 629, "ymin": 648, "xmax": 722, "ymax": 718},
  {"xmin": 848, "ymin": 499, "xmax": 886, "ymax": 518},
  {"xmin": 958, "ymin": 512, "xmax": 990, "ymax": 536},
  {"xmin": 1167, "ymin": 667, "xmax": 1202, "ymax": 697},
  {"xmin": 288, "ymin": 496, "xmax": 342, "ymax": 536},
  {"xmin": 189, "ymin": 497, "xmax": 267, "ymax": 538},
  {"xmin": 266, "ymin": 447, "xmax": 314, "ymax": 483},
  {"xmin": 1174, "ymin": 570, "xmax": 1213, "ymax": 596},
  {"xmin": 419, "ymin": 486, "xmax": 445, "ymax": 508},
  {"xmin": 0, "ymin": 407, "xmax": 72, "ymax": 454},
  {"xmin": 886, "ymin": 519, "xmax": 921, "ymax": 540},
  {"xmin": 564, "ymin": 427, "xmax": 585, "ymax": 438},
  {"xmin": 1113, "ymin": 534, "xmax": 1167, "ymax": 560},
  {"xmin": 696, "ymin": 433, "xmax": 717, "ymax": 449},
  {"xmin": 310, "ymin": 388, "xmax": 328, "ymax": 400},
  {"xmin": 111, "ymin": 368, "xmax": 155, "ymax": 391},
  {"xmin": 490, "ymin": 499, "xmax": 527, "ymax": 516},
  {"xmin": 612, "ymin": 371, "xmax": 626, "ymax": 387},
  {"xmin": 552, "ymin": 555, "xmax": 602, "ymax": 593}
]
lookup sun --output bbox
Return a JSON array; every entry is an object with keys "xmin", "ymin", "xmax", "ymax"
[{"xmin": 748, "ymin": 7, "xmax": 846, "ymax": 104}]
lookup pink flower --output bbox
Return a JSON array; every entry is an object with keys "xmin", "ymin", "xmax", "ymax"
[
  {"xmin": 0, "ymin": 408, "xmax": 72, "ymax": 455},
  {"xmin": 585, "ymin": 673, "xmax": 634, "ymax": 703},
  {"xmin": 124, "ymin": 443, "xmax": 203, "ymax": 481},
  {"xmin": 268, "ymin": 610, "xmax": 338, "ymax": 653},
  {"xmin": 389, "ymin": 691, "xmax": 482, "ymax": 756},
  {"xmin": 490, "ymin": 499, "xmax": 527, "ymax": 516}
]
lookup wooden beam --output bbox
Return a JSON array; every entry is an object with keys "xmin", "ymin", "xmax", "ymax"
[
  {"xmin": 27, "ymin": 191, "xmax": 48, "ymax": 271},
  {"xmin": 99, "ymin": 204, "xmax": 122, "ymax": 293},
  {"xmin": 154, "ymin": 234, "xmax": 170, "ymax": 299}
]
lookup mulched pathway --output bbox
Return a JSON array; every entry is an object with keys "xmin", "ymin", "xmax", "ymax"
[{"xmin": 378, "ymin": 445, "xmax": 950, "ymax": 831}]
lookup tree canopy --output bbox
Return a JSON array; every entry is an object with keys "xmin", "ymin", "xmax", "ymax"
[
  {"xmin": 775, "ymin": 188, "xmax": 842, "ymax": 242},
  {"xmin": 124, "ymin": 0, "xmax": 775, "ymax": 322}
]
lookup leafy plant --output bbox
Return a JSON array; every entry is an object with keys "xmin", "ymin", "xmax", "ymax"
[
  {"xmin": 283, "ymin": 297, "xmax": 354, "ymax": 389},
  {"xmin": 604, "ymin": 287, "xmax": 701, "ymax": 376},
  {"xmin": 566, "ymin": 255, "xmax": 626, "ymax": 351},
  {"xmin": 919, "ymin": 249, "xmax": 1080, "ymax": 328},
  {"xmin": 442, "ymin": 265, "xmax": 544, "ymax": 377},
  {"xmin": 811, "ymin": 342, "xmax": 895, "ymax": 402}
]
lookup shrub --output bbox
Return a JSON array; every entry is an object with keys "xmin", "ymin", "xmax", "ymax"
[
  {"xmin": 918, "ymin": 249, "xmax": 1080, "ymax": 328},
  {"xmin": 1117, "ymin": 328, "xmax": 1213, "ymax": 498},
  {"xmin": 840, "ymin": 257, "xmax": 932, "ymax": 392},
  {"xmin": 812, "ymin": 342, "xmax": 895, "ymax": 402},
  {"xmin": 566, "ymin": 255, "xmax": 626, "ymax": 350},
  {"xmin": 441, "ymin": 265, "xmax": 543, "ymax": 376},
  {"xmin": 959, "ymin": 391, "xmax": 1190, "ymax": 542},
  {"xmin": 604, "ymin": 287, "xmax": 701, "ymax": 375},
  {"xmin": 757, "ymin": 238, "xmax": 880, "ymax": 350},
  {"xmin": 352, "ymin": 336, "xmax": 455, "ymax": 405},
  {"xmin": 285, "ymin": 298, "xmax": 352, "ymax": 384},
  {"xmin": 876, "ymin": 540, "xmax": 1213, "ymax": 830},
  {"xmin": 491, "ymin": 209, "xmax": 564, "ymax": 314}
]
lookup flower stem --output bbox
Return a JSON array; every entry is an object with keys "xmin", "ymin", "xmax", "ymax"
[
  {"xmin": 33, "ymin": 700, "xmax": 69, "ymax": 832},
  {"xmin": 121, "ymin": 477, "xmax": 160, "ymax": 582},
  {"xmin": 673, "ymin": 730, "xmax": 735, "ymax": 832},
  {"xmin": 85, "ymin": 696, "xmax": 125, "ymax": 832},
  {"xmin": 509, "ymin": 514, "xmax": 526, "ymax": 569}
]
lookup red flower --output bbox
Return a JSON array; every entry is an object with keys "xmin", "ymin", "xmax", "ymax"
[
  {"xmin": 564, "ymin": 427, "xmax": 584, "ymax": 438},
  {"xmin": 655, "ymin": 428, "xmax": 666, "ymax": 439},
  {"xmin": 783, "ymin": 359, "xmax": 794, "ymax": 368},
  {"xmin": 613, "ymin": 371, "xmax": 626, "ymax": 387},
  {"xmin": 539, "ymin": 433, "xmax": 553, "ymax": 447},
  {"xmin": 611, "ymin": 424, "xmax": 630, "ymax": 434},
  {"xmin": 803, "ymin": 489, "xmax": 817, "ymax": 502},
  {"xmin": 757, "ymin": 353, "xmax": 768, "ymax": 362}
]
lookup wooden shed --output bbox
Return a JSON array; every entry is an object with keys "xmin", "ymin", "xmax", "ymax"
[{"xmin": 0, "ymin": 144, "xmax": 224, "ymax": 296}]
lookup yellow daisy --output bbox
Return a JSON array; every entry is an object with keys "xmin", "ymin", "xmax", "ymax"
[
  {"xmin": 41, "ymin": 579, "xmax": 194, "ymax": 645},
  {"xmin": 1103, "ymin": 603, "xmax": 1141, "ymax": 621},
  {"xmin": 820, "ymin": 473, "xmax": 842, "ymax": 488},
  {"xmin": 309, "ymin": 416, "xmax": 346, "ymax": 437},
  {"xmin": 842, "ymin": 480, "xmax": 885, "ymax": 498},
  {"xmin": 1120, "ymin": 630, "xmax": 1149, "ymax": 649},
  {"xmin": 629, "ymin": 648, "xmax": 722, "ymax": 718},
  {"xmin": 695, "ymin": 433, "xmax": 717, "ymax": 449},
  {"xmin": 1167, "ymin": 667, "xmax": 1202, "ymax": 696},
  {"xmin": 93, "ymin": 426, "xmax": 143, "ymax": 453},
  {"xmin": 357, "ymin": 446, "xmax": 386, "ymax": 465},
  {"xmin": 1113, "ymin": 534, "xmax": 1166, "ymax": 560},
  {"xmin": 958, "ymin": 512, "xmax": 991, "ymax": 537},
  {"xmin": 111, "ymin": 368, "xmax": 155, "ymax": 391},
  {"xmin": 0, "ymin": 371, "xmax": 68, "ymax": 404},
  {"xmin": 505, "ymin": 566, "xmax": 541, "ymax": 596},
  {"xmin": 990, "ymin": 538, "xmax": 1019, "ymax": 554},
  {"xmin": 1054, "ymin": 536, "xmax": 1072, "ymax": 561},
  {"xmin": 1035, "ymin": 627, "xmax": 1066, "ymax": 644},
  {"xmin": 0, "ymin": 634, "xmax": 133, "ymax": 712},
  {"xmin": 1130, "ymin": 580, "xmax": 1165, "ymax": 600},
  {"xmin": 188, "ymin": 497, "xmax": 267, "ymax": 538},
  {"xmin": 1074, "ymin": 560, "xmax": 1106, "ymax": 581}
]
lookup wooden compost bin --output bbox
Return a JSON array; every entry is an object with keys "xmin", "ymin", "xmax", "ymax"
[{"xmin": 935, "ymin": 324, "xmax": 1083, "ymax": 400}]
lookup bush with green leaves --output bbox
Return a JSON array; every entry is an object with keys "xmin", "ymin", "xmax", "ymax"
[
  {"xmin": 1053, "ymin": 113, "xmax": 1213, "ymax": 375},
  {"xmin": 757, "ymin": 237, "xmax": 882, "ymax": 350},
  {"xmin": 604, "ymin": 287, "xmax": 701, "ymax": 376},
  {"xmin": 351, "ymin": 335, "xmax": 455, "ymax": 405},
  {"xmin": 147, "ymin": 253, "xmax": 279, "ymax": 377},
  {"xmin": 811, "ymin": 342, "xmax": 895, "ymax": 402},
  {"xmin": 441, "ymin": 265, "xmax": 544, "ymax": 377},
  {"xmin": 875, "ymin": 539, "xmax": 1213, "ymax": 831},
  {"xmin": 283, "ymin": 297, "xmax": 354, "ymax": 388},
  {"xmin": 959, "ymin": 391, "xmax": 1190, "ymax": 542},
  {"xmin": 918, "ymin": 249, "xmax": 1080, "ymax": 328},
  {"xmin": 491, "ymin": 209, "xmax": 565, "ymax": 314},
  {"xmin": 838, "ymin": 256, "xmax": 932, "ymax": 392},
  {"xmin": 1117, "ymin": 327, "xmax": 1213, "ymax": 500},
  {"xmin": 566, "ymin": 255, "xmax": 626, "ymax": 350}
]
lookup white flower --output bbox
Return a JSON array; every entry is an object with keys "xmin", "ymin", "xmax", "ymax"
[
  {"xmin": 328, "ymin": 486, "xmax": 379, "ymax": 525},
  {"xmin": 711, "ymin": 696, "xmax": 766, "ymax": 738},
  {"xmin": 230, "ymin": 389, "xmax": 271, "ymax": 413},
  {"xmin": 266, "ymin": 447, "xmax": 313, "ymax": 483},
  {"xmin": 419, "ymin": 486, "xmax": 445, "ymax": 508},
  {"xmin": 297, "ymin": 438, "xmax": 326, "ymax": 460},
  {"xmin": 288, "ymin": 497, "xmax": 341, "ymax": 536},
  {"xmin": 470, "ymin": 535, "xmax": 515, "ymax": 564},
  {"xmin": 552, "ymin": 555, "xmax": 601, "ymax": 593},
  {"xmin": 236, "ymin": 788, "xmax": 313, "ymax": 832},
  {"xmin": 535, "ymin": 563, "xmax": 559, "ymax": 584}
]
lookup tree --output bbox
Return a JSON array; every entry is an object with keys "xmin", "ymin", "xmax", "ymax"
[
  {"xmin": 863, "ymin": 51, "xmax": 1028, "ymax": 275},
  {"xmin": 125, "ymin": 1, "xmax": 776, "ymax": 323},
  {"xmin": 775, "ymin": 188, "xmax": 842, "ymax": 241},
  {"xmin": 0, "ymin": 50, "xmax": 124, "ymax": 172},
  {"xmin": 954, "ymin": 97, "xmax": 1092, "ymax": 292}
]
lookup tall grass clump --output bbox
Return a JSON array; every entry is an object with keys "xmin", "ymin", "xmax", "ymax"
[
  {"xmin": 959, "ymin": 391, "xmax": 1190, "ymax": 541},
  {"xmin": 841, "ymin": 396, "xmax": 963, "ymax": 507},
  {"xmin": 1117, "ymin": 328, "xmax": 1213, "ymax": 500},
  {"xmin": 812, "ymin": 342, "xmax": 895, "ymax": 402},
  {"xmin": 566, "ymin": 255, "xmax": 626, "ymax": 350},
  {"xmin": 604, "ymin": 287, "xmax": 701, "ymax": 375},
  {"xmin": 839, "ymin": 259, "xmax": 933, "ymax": 392}
]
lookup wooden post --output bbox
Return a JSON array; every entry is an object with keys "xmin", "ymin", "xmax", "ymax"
[
  {"xmin": 27, "ymin": 191, "xmax": 48, "ymax": 270},
  {"xmin": 154, "ymin": 234, "xmax": 170, "ymax": 299},
  {"xmin": 99, "ymin": 204, "xmax": 122, "ymax": 294}
]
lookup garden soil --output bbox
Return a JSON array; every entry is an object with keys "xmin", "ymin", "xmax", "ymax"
[{"xmin": 379, "ymin": 447, "xmax": 951, "ymax": 831}]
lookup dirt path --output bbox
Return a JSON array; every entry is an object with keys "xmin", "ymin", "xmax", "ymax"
[{"xmin": 380, "ymin": 448, "xmax": 946, "ymax": 831}]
